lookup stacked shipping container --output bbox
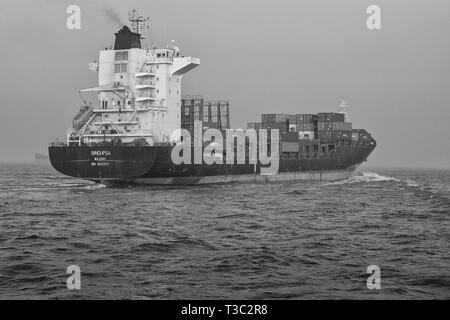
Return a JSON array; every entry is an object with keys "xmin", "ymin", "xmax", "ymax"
[
  {"xmin": 261, "ymin": 114, "xmax": 294, "ymax": 124},
  {"xmin": 317, "ymin": 112, "xmax": 352, "ymax": 142},
  {"xmin": 247, "ymin": 122, "xmax": 263, "ymax": 130},
  {"xmin": 181, "ymin": 97, "xmax": 230, "ymax": 136},
  {"xmin": 260, "ymin": 114, "xmax": 290, "ymax": 132},
  {"xmin": 247, "ymin": 112, "xmax": 354, "ymax": 144},
  {"xmin": 294, "ymin": 114, "xmax": 316, "ymax": 131},
  {"xmin": 294, "ymin": 114, "xmax": 316, "ymax": 140}
]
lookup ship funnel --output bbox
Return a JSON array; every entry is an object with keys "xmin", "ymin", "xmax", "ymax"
[{"xmin": 114, "ymin": 26, "xmax": 141, "ymax": 50}]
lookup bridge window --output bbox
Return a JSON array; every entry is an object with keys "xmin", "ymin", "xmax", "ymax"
[
  {"xmin": 114, "ymin": 63, "xmax": 128, "ymax": 73},
  {"xmin": 115, "ymin": 51, "xmax": 128, "ymax": 61}
]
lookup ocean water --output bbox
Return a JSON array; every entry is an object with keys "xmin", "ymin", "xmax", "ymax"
[{"xmin": 0, "ymin": 163, "xmax": 449, "ymax": 300}]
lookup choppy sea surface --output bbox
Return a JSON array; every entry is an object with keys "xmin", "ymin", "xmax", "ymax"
[{"xmin": 0, "ymin": 163, "xmax": 448, "ymax": 300}]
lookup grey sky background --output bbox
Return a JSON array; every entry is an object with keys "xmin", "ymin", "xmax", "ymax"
[{"xmin": 0, "ymin": 0, "xmax": 449, "ymax": 167}]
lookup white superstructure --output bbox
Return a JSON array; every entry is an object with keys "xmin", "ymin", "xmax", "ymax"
[{"xmin": 68, "ymin": 19, "xmax": 199, "ymax": 146}]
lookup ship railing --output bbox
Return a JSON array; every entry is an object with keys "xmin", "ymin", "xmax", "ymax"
[
  {"xmin": 136, "ymin": 80, "xmax": 156, "ymax": 86},
  {"xmin": 135, "ymin": 93, "xmax": 157, "ymax": 99},
  {"xmin": 143, "ymin": 67, "xmax": 157, "ymax": 73},
  {"xmin": 181, "ymin": 98, "xmax": 230, "ymax": 106},
  {"xmin": 149, "ymin": 57, "xmax": 173, "ymax": 64},
  {"xmin": 204, "ymin": 100, "xmax": 230, "ymax": 106},
  {"xmin": 181, "ymin": 95, "xmax": 204, "ymax": 100},
  {"xmin": 49, "ymin": 141, "xmax": 68, "ymax": 147}
]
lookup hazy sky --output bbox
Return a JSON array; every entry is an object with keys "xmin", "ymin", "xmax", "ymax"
[{"xmin": 0, "ymin": 0, "xmax": 449, "ymax": 167}]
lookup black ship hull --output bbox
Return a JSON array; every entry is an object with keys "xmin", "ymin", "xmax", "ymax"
[{"xmin": 49, "ymin": 144, "xmax": 375, "ymax": 185}]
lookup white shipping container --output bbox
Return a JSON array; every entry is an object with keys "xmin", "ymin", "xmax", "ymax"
[{"xmin": 298, "ymin": 131, "xmax": 315, "ymax": 140}]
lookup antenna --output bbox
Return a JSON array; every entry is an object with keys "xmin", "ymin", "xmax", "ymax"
[
  {"xmin": 338, "ymin": 98, "xmax": 350, "ymax": 122},
  {"xmin": 128, "ymin": 8, "xmax": 150, "ymax": 36}
]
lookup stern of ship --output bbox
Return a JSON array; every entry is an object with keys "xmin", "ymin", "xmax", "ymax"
[{"xmin": 48, "ymin": 145, "xmax": 157, "ymax": 183}]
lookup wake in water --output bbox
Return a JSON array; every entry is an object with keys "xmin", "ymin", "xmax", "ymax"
[
  {"xmin": 324, "ymin": 171, "xmax": 450, "ymax": 210},
  {"xmin": 325, "ymin": 171, "xmax": 401, "ymax": 186},
  {"xmin": 81, "ymin": 183, "xmax": 107, "ymax": 191}
]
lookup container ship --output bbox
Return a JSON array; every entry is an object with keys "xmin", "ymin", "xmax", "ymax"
[{"xmin": 49, "ymin": 10, "xmax": 376, "ymax": 185}]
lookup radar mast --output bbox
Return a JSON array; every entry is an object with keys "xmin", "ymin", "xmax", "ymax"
[
  {"xmin": 128, "ymin": 8, "xmax": 150, "ymax": 37},
  {"xmin": 338, "ymin": 98, "xmax": 350, "ymax": 122}
]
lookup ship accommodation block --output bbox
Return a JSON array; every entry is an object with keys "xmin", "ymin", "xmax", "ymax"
[{"xmin": 81, "ymin": 46, "xmax": 199, "ymax": 144}]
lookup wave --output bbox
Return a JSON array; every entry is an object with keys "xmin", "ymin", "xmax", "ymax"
[
  {"xmin": 287, "ymin": 190, "xmax": 307, "ymax": 195},
  {"xmin": 81, "ymin": 183, "xmax": 107, "ymax": 191},
  {"xmin": 410, "ymin": 186, "xmax": 450, "ymax": 210},
  {"xmin": 325, "ymin": 171, "xmax": 401, "ymax": 186},
  {"xmin": 325, "ymin": 172, "xmax": 450, "ymax": 210},
  {"xmin": 404, "ymin": 179, "xmax": 419, "ymax": 187},
  {"xmin": 0, "ymin": 182, "xmax": 106, "ymax": 192}
]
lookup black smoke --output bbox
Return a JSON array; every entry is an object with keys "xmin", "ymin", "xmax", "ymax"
[{"xmin": 103, "ymin": 4, "xmax": 124, "ymax": 27}]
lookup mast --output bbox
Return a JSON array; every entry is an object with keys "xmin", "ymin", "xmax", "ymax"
[
  {"xmin": 338, "ymin": 98, "xmax": 350, "ymax": 122},
  {"xmin": 128, "ymin": 9, "xmax": 150, "ymax": 36}
]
